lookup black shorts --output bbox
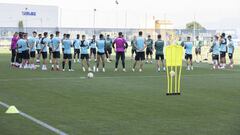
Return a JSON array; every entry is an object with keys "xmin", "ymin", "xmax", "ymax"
[
  {"xmin": 195, "ymin": 48, "xmax": 201, "ymax": 55},
  {"xmin": 63, "ymin": 54, "xmax": 72, "ymax": 59},
  {"xmin": 131, "ymin": 49, "xmax": 136, "ymax": 54},
  {"xmin": 49, "ymin": 48, "xmax": 53, "ymax": 53},
  {"xmin": 53, "ymin": 52, "xmax": 60, "ymax": 59},
  {"xmin": 228, "ymin": 53, "xmax": 233, "ymax": 59},
  {"xmin": 146, "ymin": 48, "xmax": 153, "ymax": 55},
  {"xmin": 30, "ymin": 51, "xmax": 36, "ymax": 58},
  {"xmin": 90, "ymin": 48, "xmax": 96, "ymax": 55},
  {"xmin": 135, "ymin": 52, "xmax": 145, "ymax": 61},
  {"xmin": 41, "ymin": 52, "xmax": 47, "ymax": 59},
  {"xmin": 81, "ymin": 54, "xmax": 89, "ymax": 60},
  {"xmin": 74, "ymin": 49, "xmax": 80, "ymax": 54},
  {"xmin": 22, "ymin": 50, "xmax": 30, "ymax": 59},
  {"xmin": 220, "ymin": 51, "xmax": 226, "ymax": 58},
  {"xmin": 185, "ymin": 54, "xmax": 192, "ymax": 60},
  {"xmin": 17, "ymin": 53, "xmax": 23, "ymax": 59},
  {"xmin": 212, "ymin": 54, "xmax": 219, "ymax": 60},
  {"xmin": 156, "ymin": 54, "xmax": 164, "ymax": 60},
  {"xmin": 36, "ymin": 49, "xmax": 41, "ymax": 54},
  {"xmin": 97, "ymin": 52, "xmax": 105, "ymax": 56},
  {"xmin": 105, "ymin": 47, "xmax": 112, "ymax": 54}
]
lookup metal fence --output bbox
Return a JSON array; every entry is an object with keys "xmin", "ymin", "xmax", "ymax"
[{"xmin": 0, "ymin": 27, "xmax": 218, "ymax": 45}]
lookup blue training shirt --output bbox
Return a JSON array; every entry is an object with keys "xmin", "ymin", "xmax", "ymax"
[
  {"xmin": 21, "ymin": 39, "xmax": 28, "ymax": 51},
  {"xmin": 97, "ymin": 39, "xmax": 105, "ymax": 53},
  {"xmin": 28, "ymin": 36, "xmax": 36, "ymax": 52},
  {"xmin": 36, "ymin": 38, "xmax": 41, "ymax": 50},
  {"xmin": 89, "ymin": 39, "xmax": 97, "ymax": 48},
  {"xmin": 80, "ymin": 40, "xmax": 89, "ymax": 54},
  {"xmin": 73, "ymin": 39, "xmax": 80, "ymax": 49},
  {"xmin": 184, "ymin": 41, "xmax": 193, "ymax": 54},
  {"xmin": 136, "ymin": 37, "xmax": 145, "ymax": 52},
  {"xmin": 220, "ymin": 38, "xmax": 227, "ymax": 52},
  {"xmin": 228, "ymin": 40, "xmax": 234, "ymax": 54},
  {"xmin": 212, "ymin": 41, "xmax": 220, "ymax": 55},
  {"xmin": 41, "ymin": 38, "xmax": 50, "ymax": 52},
  {"xmin": 63, "ymin": 39, "xmax": 72, "ymax": 54},
  {"xmin": 17, "ymin": 39, "xmax": 27, "ymax": 53},
  {"xmin": 52, "ymin": 37, "xmax": 61, "ymax": 52}
]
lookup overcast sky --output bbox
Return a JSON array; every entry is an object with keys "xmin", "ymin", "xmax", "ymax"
[{"xmin": 1, "ymin": 0, "xmax": 240, "ymax": 29}]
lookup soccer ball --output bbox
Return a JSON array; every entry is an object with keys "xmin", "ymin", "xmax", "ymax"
[
  {"xmin": 170, "ymin": 71, "xmax": 175, "ymax": 77},
  {"xmin": 87, "ymin": 72, "xmax": 94, "ymax": 78}
]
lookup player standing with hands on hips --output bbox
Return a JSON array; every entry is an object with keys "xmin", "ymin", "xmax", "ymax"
[
  {"xmin": 112, "ymin": 32, "xmax": 128, "ymax": 72},
  {"xmin": 132, "ymin": 31, "xmax": 146, "ymax": 72}
]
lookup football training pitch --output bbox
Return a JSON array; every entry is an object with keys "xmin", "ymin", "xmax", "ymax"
[{"xmin": 0, "ymin": 53, "xmax": 240, "ymax": 135}]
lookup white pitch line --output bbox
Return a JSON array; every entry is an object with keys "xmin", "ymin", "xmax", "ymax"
[
  {"xmin": 0, "ymin": 73, "xmax": 238, "ymax": 82},
  {"xmin": 0, "ymin": 101, "xmax": 68, "ymax": 135}
]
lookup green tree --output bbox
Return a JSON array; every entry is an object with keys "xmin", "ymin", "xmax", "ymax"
[
  {"xmin": 18, "ymin": 20, "xmax": 24, "ymax": 32},
  {"xmin": 186, "ymin": 21, "xmax": 206, "ymax": 30}
]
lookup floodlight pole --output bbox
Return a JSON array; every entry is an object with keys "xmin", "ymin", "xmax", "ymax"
[
  {"xmin": 59, "ymin": 7, "xmax": 62, "ymax": 30},
  {"xmin": 193, "ymin": 13, "xmax": 196, "ymax": 43},
  {"xmin": 152, "ymin": 16, "xmax": 156, "ymax": 40},
  {"xmin": 24, "ymin": 7, "xmax": 28, "ymax": 33},
  {"xmin": 93, "ymin": 8, "xmax": 96, "ymax": 35},
  {"xmin": 145, "ymin": 12, "xmax": 148, "ymax": 36},
  {"xmin": 164, "ymin": 13, "xmax": 167, "ymax": 42},
  {"xmin": 115, "ymin": 0, "xmax": 119, "ymax": 36},
  {"xmin": 124, "ymin": 10, "xmax": 127, "ymax": 37}
]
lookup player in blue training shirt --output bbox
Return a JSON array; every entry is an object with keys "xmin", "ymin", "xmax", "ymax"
[
  {"xmin": 22, "ymin": 33, "xmax": 30, "ymax": 69},
  {"xmin": 227, "ymin": 35, "xmax": 234, "ymax": 68},
  {"xmin": 61, "ymin": 33, "xmax": 66, "ymax": 59},
  {"xmin": 28, "ymin": 31, "xmax": 37, "ymax": 69},
  {"xmin": 51, "ymin": 31, "xmax": 61, "ymax": 71},
  {"xmin": 184, "ymin": 36, "xmax": 193, "ymax": 70},
  {"xmin": 40, "ymin": 32, "xmax": 50, "ymax": 71},
  {"xmin": 49, "ymin": 34, "xmax": 54, "ymax": 64},
  {"xmin": 132, "ymin": 31, "xmax": 146, "ymax": 72},
  {"xmin": 209, "ymin": 35, "xmax": 220, "ymax": 69},
  {"xmin": 105, "ymin": 35, "xmax": 113, "ymax": 62},
  {"xmin": 62, "ymin": 34, "xmax": 74, "ymax": 72},
  {"xmin": 73, "ymin": 34, "xmax": 81, "ymax": 63},
  {"xmin": 89, "ymin": 35, "xmax": 97, "ymax": 62},
  {"xmin": 36, "ymin": 33, "xmax": 42, "ymax": 65},
  {"xmin": 96, "ymin": 34, "xmax": 106, "ymax": 72},
  {"xmin": 80, "ymin": 35, "xmax": 91, "ymax": 72},
  {"xmin": 219, "ymin": 33, "xmax": 227, "ymax": 69},
  {"xmin": 16, "ymin": 32, "xmax": 25, "ymax": 68}
]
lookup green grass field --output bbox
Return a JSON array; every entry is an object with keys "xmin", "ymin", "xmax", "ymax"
[{"xmin": 0, "ymin": 53, "xmax": 240, "ymax": 135}]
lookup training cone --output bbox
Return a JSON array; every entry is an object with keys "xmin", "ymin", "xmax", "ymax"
[{"xmin": 5, "ymin": 106, "xmax": 19, "ymax": 114}]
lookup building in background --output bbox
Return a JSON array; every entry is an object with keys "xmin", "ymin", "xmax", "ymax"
[
  {"xmin": 0, "ymin": 3, "xmax": 59, "ymax": 29},
  {"xmin": 0, "ymin": 3, "xmax": 238, "ymax": 47}
]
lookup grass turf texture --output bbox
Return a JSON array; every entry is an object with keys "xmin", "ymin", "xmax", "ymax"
[{"xmin": 0, "ymin": 53, "xmax": 240, "ymax": 135}]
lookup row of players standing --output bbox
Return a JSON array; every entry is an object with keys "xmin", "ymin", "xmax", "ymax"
[
  {"xmin": 11, "ymin": 31, "xmax": 165, "ymax": 72},
  {"xmin": 209, "ymin": 33, "xmax": 234, "ymax": 69},
  {"xmin": 10, "ymin": 31, "xmax": 234, "ymax": 72},
  {"xmin": 168, "ymin": 33, "xmax": 235, "ymax": 70},
  {"xmin": 10, "ymin": 31, "xmax": 115, "ymax": 71}
]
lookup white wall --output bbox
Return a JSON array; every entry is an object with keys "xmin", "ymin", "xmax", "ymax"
[{"xmin": 0, "ymin": 3, "xmax": 58, "ymax": 27}]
